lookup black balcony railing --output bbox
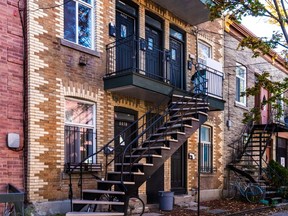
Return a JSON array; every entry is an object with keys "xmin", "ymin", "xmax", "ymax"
[
  {"xmin": 193, "ymin": 63, "xmax": 224, "ymax": 99},
  {"xmin": 106, "ymin": 35, "xmax": 170, "ymax": 83}
]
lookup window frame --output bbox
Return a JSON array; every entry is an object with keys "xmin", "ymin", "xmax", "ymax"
[
  {"xmin": 64, "ymin": 97, "xmax": 97, "ymax": 164},
  {"xmin": 235, "ymin": 63, "xmax": 247, "ymax": 106},
  {"xmin": 64, "ymin": 0, "xmax": 95, "ymax": 49},
  {"xmin": 198, "ymin": 41, "xmax": 212, "ymax": 65},
  {"xmin": 200, "ymin": 125, "xmax": 213, "ymax": 173}
]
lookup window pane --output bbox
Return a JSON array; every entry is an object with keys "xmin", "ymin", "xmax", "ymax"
[
  {"xmin": 199, "ymin": 43, "xmax": 211, "ymax": 60},
  {"xmin": 64, "ymin": 1, "xmax": 76, "ymax": 43},
  {"xmin": 236, "ymin": 67, "xmax": 245, "ymax": 78},
  {"xmin": 170, "ymin": 28, "xmax": 183, "ymax": 41},
  {"xmin": 201, "ymin": 126, "xmax": 210, "ymax": 142},
  {"xmin": 65, "ymin": 99, "xmax": 94, "ymax": 125},
  {"xmin": 78, "ymin": 4, "xmax": 92, "ymax": 48},
  {"xmin": 81, "ymin": 0, "xmax": 91, "ymax": 4}
]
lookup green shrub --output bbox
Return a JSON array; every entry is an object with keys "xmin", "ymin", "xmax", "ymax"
[{"xmin": 266, "ymin": 160, "xmax": 288, "ymax": 187}]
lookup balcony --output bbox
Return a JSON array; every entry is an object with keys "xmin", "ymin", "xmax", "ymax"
[
  {"xmin": 151, "ymin": 0, "xmax": 211, "ymax": 25},
  {"xmin": 104, "ymin": 35, "xmax": 225, "ymax": 110},
  {"xmin": 104, "ymin": 35, "xmax": 176, "ymax": 103},
  {"xmin": 192, "ymin": 63, "xmax": 225, "ymax": 111}
]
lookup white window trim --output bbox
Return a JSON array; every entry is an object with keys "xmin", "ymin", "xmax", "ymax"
[
  {"xmin": 64, "ymin": 0, "xmax": 95, "ymax": 50},
  {"xmin": 64, "ymin": 97, "xmax": 97, "ymax": 163},
  {"xmin": 235, "ymin": 63, "xmax": 247, "ymax": 106}
]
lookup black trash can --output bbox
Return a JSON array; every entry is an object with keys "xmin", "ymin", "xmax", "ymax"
[{"xmin": 158, "ymin": 191, "xmax": 174, "ymax": 211}]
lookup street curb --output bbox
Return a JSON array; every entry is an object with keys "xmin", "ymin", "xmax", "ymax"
[{"xmin": 226, "ymin": 206, "xmax": 274, "ymax": 216}]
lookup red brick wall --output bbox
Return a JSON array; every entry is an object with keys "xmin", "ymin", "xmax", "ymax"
[{"xmin": 0, "ymin": 0, "xmax": 24, "ymax": 193}]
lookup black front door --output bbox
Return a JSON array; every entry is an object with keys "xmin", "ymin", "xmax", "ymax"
[
  {"xmin": 116, "ymin": 10, "xmax": 136, "ymax": 72},
  {"xmin": 171, "ymin": 142, "xmax": 187, "ymax": 194},
  {"xmin": 114, "ymin": 108, "xmax": 137, "ymax": 170},
  {"xmin": 170, "ymin": 37, "xmax": 184, "ymax": 89},
  {"xmin": 145, "ymin": 25, "xmax": 162, "ymax": 80}
]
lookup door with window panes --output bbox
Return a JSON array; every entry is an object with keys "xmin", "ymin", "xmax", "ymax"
[
  {"xmin": 65, "ymin": 99, "xmax": 96, "ymax": 165},
  {"xmin": 114, "ymin": 108, "xmax": 137, "ymax": 171}
]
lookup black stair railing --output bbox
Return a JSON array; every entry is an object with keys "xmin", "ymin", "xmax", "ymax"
[
  {"xmin": 118, "ymin": 69, "xmax": 209, "ymax": 189},
  {"xmin": 67, "ymin": 65, "xmax": 209, "ymax": 211},
  {"xmin": 66, "ymin": 88, "xmax": 174, "ymax": 204},
  {"xmin": 228, "ymin": 108, "xmax": 277, "ymax": 182}
]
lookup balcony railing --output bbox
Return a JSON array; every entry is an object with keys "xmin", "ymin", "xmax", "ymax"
[
  {"xmin": 192, "ymin": 63, "xmax": 224, "ymax": 99},
  {"xmin": 106, "ymin": 35, "xmax": 170, "ymax": 83}
]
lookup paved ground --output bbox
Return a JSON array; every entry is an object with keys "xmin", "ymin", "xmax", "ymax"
[{"xmin": 142, "ymin": 200, "xmax": 288, "ymax": 216}]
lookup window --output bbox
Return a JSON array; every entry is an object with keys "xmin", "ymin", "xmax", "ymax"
[
  {"xmin": 64, "ymin": 0, "xmax": 94, "ymax": 48},
  {"xmin": 198, "ymin": 41, "xmax": 211, "ymax": 65},
  {"xmin": 200, "ymin": 126, "xmax": 212, "ymax": 173},
  {"xmin": 235, "ymin": 64, "xmax": 247, "ymax": 105},
  {"xmin": 65, "ymin": 98, "xmax": 96, "ymax": 164}
]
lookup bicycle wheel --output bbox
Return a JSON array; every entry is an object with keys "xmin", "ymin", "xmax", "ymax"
[
  {"xmin": 245, "ymin": 185, "xmax": 264, "ymax": 203},
  {"xmin": 222, "ymin": 184, "xmax": 238, "ymax": 200},
  {"xmin": 127, "ymin": 196, "xmax": 144, "ymax": 216},
  {"xmin": 3, "ymin": 203, "xmax": 16, "ymax": 216}
]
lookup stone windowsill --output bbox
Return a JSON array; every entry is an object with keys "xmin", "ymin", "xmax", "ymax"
[{"xmin": 60, "ymin": 39, "xmax": 100, "ymax": 58}]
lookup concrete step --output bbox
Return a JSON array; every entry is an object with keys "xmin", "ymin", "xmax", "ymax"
[{"xmin": 66, "ymin": 212, "xmax": 124, "ymax": 216}]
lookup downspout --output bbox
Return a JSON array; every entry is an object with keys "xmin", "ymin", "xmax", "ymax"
[{"xmin": 17, "ymin": 0, "xmax": 28, "ymax": 198}]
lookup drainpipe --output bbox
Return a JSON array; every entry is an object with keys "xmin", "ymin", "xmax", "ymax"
[{"xmin": 17, "ymin": 0, "xmax": 28, "ymax": 198}]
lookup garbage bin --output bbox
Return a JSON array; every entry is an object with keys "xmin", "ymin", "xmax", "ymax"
[{"xmin": 158, "ymin": 191, "xmax": 174, "ymax": 211}]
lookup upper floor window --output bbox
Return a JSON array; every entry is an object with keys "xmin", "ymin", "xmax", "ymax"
[
  {"xmin": 235, "ymin": 63, "xmax": 247, "ymax": 105},
  {"xmin": 198, "ymin": 41, "xmax": 211, "ymax": 65},
  {"xmin": 200, "ymin": 125, "xmax": 213, "ymax": 173},
  {"xmin": 65, "ymin": 98, "xmax": 96, "ymax": 164},
  {"xmin": 64, "ymin": 0, "xmax": 94, "ymax": 49}
]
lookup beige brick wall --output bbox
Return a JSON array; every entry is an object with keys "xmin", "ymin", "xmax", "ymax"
[{"xmin": 26, "ymin": 0, "xmax": 225, "ymax": 202}]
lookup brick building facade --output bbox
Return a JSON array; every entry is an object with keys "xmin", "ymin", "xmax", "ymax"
[
  {"xmin": 24, "ymin": 0, "xmax": 225, "ymax": 213},
  {"xmin": 223, "ymin": 20, "xmax": 288, "ymax": 180},
  {"xmin": 0, "ymin": 0, "xmax": 24, "ymax": 193}
]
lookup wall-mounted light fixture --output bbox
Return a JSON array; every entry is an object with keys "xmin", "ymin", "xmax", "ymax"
[{"xmin": 79, "ymin": 55, "xmax": 87, "ymax": 66}]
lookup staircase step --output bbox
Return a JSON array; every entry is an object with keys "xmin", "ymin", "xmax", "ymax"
[
  {"xmin": 151, "ymin": 131, "xmax": 185, "ymax": 137},
  {"xmin": 171, "ymin": 101, "xmax": 209, "ymax": 106},
  {"xmin": 172, "ymin": 94, "xmax": 203, "ymax": 101},
  {"xmin": 144, "ymin": 138, "xmax": 178, "ymax": 144},
  {"xmin": 107, "ymin": 171, "xmax": 145, "ymax": 175},
  {"xmin": 66, "ymin": 212, "xmax": 124, "ymax": 216},
  {"xmin": 72, "ymin": 199, "xmax": 124, "ymax": 205},
  {"xmin": 133, "ymin": 146, "xmax": 170, "ymax": 151},
  {"xmin": 83, "ymin": 189, "xmax": 125, "ymax": 195},
  {"xmin": 159, "ymin": 124, "xmax": 193, "ymax": 131},
  {"xmin": 114, "ymin": 163, "xmax": 153, "ymax": 167},
  {"xmin": 170, "ymin": 107, "xmax": 208, "ymax": 112},
  {"xmin": 96, "ymin": 180, "xmax": 135, "ymax": 185},
  {"xmin": 125, "ymin": 154, "xmax": 162, "ymax": 158}
]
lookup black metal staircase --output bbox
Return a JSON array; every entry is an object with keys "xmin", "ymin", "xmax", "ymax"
[
  {"xmin": 226, "ymin": 120, "xmax": 285, "ymax": 203},
  {"xmin": 65, "ymin": 89, "xmax": 209, "ymax": 215}
]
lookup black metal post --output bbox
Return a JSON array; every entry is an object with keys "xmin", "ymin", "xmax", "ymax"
[{"xmin": 197, "ymin": 126, "xmax": 201, "ymax": 216}]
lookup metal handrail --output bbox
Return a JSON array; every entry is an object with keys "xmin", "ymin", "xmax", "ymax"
[
  {"xmin": 67, "ymin": 62, "xmax": 209, "ymax": 210},
  {"xmin": 119, "ymin": 69, "xmax": 209, "ymax": 189}
]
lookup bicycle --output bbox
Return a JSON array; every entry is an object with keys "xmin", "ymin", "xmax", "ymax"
[
  {"xmin": 87, "ymin": 194, "xmax": 145, "ymax": 215},
  {"xmin": 3, "ymin": 202, "xmax": 16, "ymax": 216},
  {"xmin": 223, "ymin": 178, "xmax": 264, "ymax": 203}
]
